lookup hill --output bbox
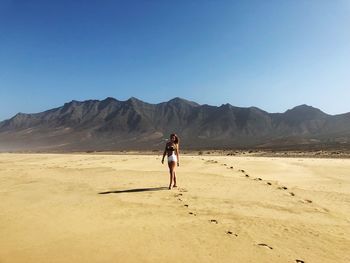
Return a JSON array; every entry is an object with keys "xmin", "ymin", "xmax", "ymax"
[{"xmin": 1, "ymin": 97, "xmax": 350, "ymax": 151}]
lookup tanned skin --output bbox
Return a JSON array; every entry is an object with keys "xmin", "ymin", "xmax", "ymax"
[{"xmin": 161, "ymin": 134, "xmax": 180, "ymax": 189}]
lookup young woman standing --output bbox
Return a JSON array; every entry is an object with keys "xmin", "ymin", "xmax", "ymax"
[{"xmin": 161, "ymin": 134, "xmax": 180, "ymax": 189}]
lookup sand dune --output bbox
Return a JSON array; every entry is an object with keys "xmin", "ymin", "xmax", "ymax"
[{"xmin": 0, "ymin": 153, "xmax": 349, "ymax": 263}]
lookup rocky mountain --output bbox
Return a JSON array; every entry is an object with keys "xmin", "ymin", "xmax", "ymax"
[{"xmin": 0, "ymin": 97, "xmax": 350, "ymax": 151}]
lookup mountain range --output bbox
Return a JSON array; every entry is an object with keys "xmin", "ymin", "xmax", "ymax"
[{"xmin": 1, "ymin": 97, "xmax": 350, "ymax": 151}]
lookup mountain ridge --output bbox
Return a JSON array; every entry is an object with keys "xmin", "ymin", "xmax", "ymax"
[{"xmin": 0, "ymin": 97, "xmax": 349, "ymax": 151}]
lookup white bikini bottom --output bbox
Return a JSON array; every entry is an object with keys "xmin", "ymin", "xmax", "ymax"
[{"xmin": 168, "ymin": 154, "xmax": 177, "ymax": 163}]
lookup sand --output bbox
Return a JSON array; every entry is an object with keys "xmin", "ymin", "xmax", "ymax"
[{"xmin": 0, "ymin": 153, "xmax": 349, "ymax": 263}]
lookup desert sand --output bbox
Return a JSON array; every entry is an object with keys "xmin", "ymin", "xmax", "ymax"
[{"xmin": 0, "ymin": 153, "xmax": 349, "ymax": 263}]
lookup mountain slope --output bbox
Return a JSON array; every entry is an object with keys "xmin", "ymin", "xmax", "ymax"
[{"xmin": 0, "ymin": 97, "xmax": 349, "ymax": 151}]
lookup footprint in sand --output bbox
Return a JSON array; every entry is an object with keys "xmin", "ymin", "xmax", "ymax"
[
  {"xmin": 267, "ymin": 182, "xmax": 272, "ymax": 185},
  {"xmin": 317, "ymin": 207, "xmax": 329, "ymax": 213},
  {"xmin": 184, "ymin": 204, "xmax": 189, "ymax": 207},
  {"xmin": 289, "ymin": 192, "xmax": 295, "ymax": 196},
  {"xmin": 278, "ymin": 186, "xmax": 288, "ymax": 190},
  {"xmin": 245, "ymin": 174, "xmax": 250, "ymax": 177},
  {"xmin": 295, "ymin": 260, "xmax": 305, "ymax": 263},
  {"xmin": 189, "ymin": 212, "xmax": 197, "ymax": 216},
  {"xmin": 210, "ymin": 219, "xmax": 218, "ymax": 224},
  {"xmin": 301, "ymin": 199, "xmax": 312, "ymax": 203},
  {"xmin": 226, "ymin": 231, "xmax": 238, "ymax": 237},
  {"xmin": 257, "ymin": 243, "xmax": 273, "ymax": 250},
  {"xmin": 298, "ymin": 199, "xmax": 311, "ymax": 204}
]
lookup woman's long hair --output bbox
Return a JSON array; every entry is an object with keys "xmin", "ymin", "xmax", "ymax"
[{"xmin": 170, "ymin": 133, "xmax": 179, "ymax": 146}]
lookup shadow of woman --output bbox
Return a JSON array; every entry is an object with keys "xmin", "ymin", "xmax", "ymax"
[{"xmin": 98, "ymin": 187, "xmax": 168, "ymax": 194}]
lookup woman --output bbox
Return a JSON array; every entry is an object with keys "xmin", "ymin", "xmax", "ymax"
[{"xmin": 161, "ymin": 133, "xmax": 180, "ymax": 189}]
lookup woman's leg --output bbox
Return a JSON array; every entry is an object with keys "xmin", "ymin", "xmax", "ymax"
[
  {"xmin": 168, "ymin": 161, "xmax": 176, "ymax": 189},
  {"xmin": 173, "ymin": 171, "xmax": 177, "ymax": 187}
]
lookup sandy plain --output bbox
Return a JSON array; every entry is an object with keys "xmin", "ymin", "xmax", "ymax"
[{"xmin": 0, "ymin": 153, "xmax": 349, "ymax": 263}]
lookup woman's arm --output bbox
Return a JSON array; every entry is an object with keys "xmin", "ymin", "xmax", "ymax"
[
  {"xmin": 161, "ymin": 145, "xmax": 167, "ymax": 164},
  {"xmin": 176, "ymin": 144, "xmax": 180, "ymax": 166}
]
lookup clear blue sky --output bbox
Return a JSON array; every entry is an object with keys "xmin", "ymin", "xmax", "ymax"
[{"xmin": 0, "ymin": 0, "xmax": 349, "ymax": 121}]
